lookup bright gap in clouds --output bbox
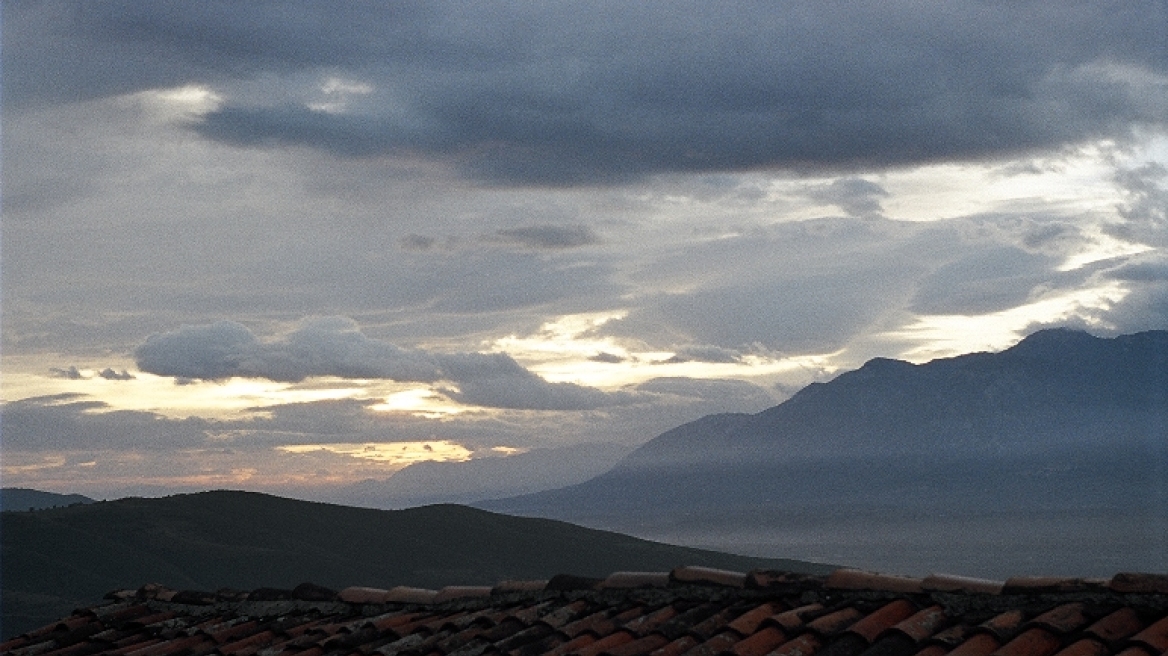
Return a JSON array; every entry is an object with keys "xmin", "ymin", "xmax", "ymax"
[
  {"xmin": 882, "ymin": 281, "xmax": 1129, "ymax": 362},
  {"xmin": 277, "ymin": 440, "xmax": 473, "ymax": 466}
]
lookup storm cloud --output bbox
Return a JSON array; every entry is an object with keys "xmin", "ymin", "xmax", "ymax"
[{"xmin": 7, "ymin": 2, "xmax": 1166, "ymax": 184}]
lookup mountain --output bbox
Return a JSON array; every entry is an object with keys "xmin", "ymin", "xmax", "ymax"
[
  {"xmin": 480, "ymin": 329, "xmax": 1168, "ymax": 576},
  {"xmin": 0, "ymin": 490, "xmax": 830, "ymax": 639},
  {"xmin": 0, "ymin": 488, "xmax": 94, "ymax": 512},
  {"xmin": 317, "ymin": 442, "xmax": 632, "ymax": 509}
]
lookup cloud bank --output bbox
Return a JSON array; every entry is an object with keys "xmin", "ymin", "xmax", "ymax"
[
  {"xmin": 133, "ymin": 317, "xmax": 633, "ymax": 410},
  {"xmin": 7, "ymin": 2, "xmax": 1166, "ymax": 184}
]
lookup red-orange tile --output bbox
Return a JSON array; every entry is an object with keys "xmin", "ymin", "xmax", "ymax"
[
  {"xmin": 890, "ymin": 606, "xmax": 949, "ymax": 643},
  {"xmin": 1051, "ymin": 638, "xmax": 1109, "ymax": 656},
  {"xmin": 1028, "ymin": 604, "xmax": 1088, "ymax": 635},
  {"xmin": 1128, "ymin": 615, "xmax": 1168, "ymax": 654},
  {"xmin": 771, "ymin": 632, "xmax": 823, "ymax": 656},
  {"xmin": 993, "ymin": 628, "xmax": 1063, "ymax": 656},
  {"xmin": 769, "ymin": 604, "xmax": 826, "ymax": 632},
  {"xmin": 606, "ymin": 633, "xmax": 673, "ymax": 656},
  {"xmin": 729, "ymin": 604, "xmax": 783, "ymax": 636},
  {"xmin": 649, "ymin": 636, "xmax": 700, "ymax": 656},
  {"xmin": 1084, "ymin": 608, "xmax": 1143, "ymax": 644},
  {"xmin": 732, "ymin": 626, "xmax": 789, "ymax": 656},
  {"xmin": 576, "ymin": 631, "xmax": 637, "ymax": 656},
  {"xmin": 946, "ymin": 633, "xmax": 1001, "ymax": 656},
  {"xmin": 848, "ymin": 599, "xmax": 918, "ymax": 643},
  {"xmin": 625, "ymin": 605, "xmax": 680, "ymax": 635},
  {"xmin": 913, "ymin": 645, "xmax": 951, "ymax": 656},
  {"xmin": 808, "ymin": 608, "xmax": 864, "ymax": 636},
  {"xmin": 980, "ymin": 611, "xmax": 1026, "ymax": 641}
]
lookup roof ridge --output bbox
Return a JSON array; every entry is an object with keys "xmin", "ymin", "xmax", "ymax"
[{"xmin": 107, "ymin": 568, "xmax": 1168, "ymax": 609}]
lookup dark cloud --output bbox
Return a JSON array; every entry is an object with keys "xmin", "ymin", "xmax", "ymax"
[
  {"xmin": 8, "ymin": 2, "xmax": 1165, "ymax": 185},
  {"xmin": 588, "ymin": 352, "xmax": 625, "ymax": 364},
  {"xmin": 489, "ymin": 224, "xmax": 600, "ymax": 250},
  {"xmin": 133, "ymin": 317, "xmax": 633, "ymax": 410},
  {"xmin": 0, "ymin": 396, "xmax": 211, "ymax": 452},
  {"xmin": 909, "ymin": 246, "xmax": 1068, "ymax": 315},
  {"xmin": 48, "ymin": 366, "xmax": 86, "ymax": 380},
  {"xmin": 97, "ymin": 368, "xmax": 135, "ymax": 381},
  {"xmin": 807, "ymin": 178, "xmax": 889, "ymax": 218}
]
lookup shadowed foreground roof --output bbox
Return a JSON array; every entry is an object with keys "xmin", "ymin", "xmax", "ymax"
[{"xmin": 5, "ymin": 567, "xmax": 1168, "ymax": 656}]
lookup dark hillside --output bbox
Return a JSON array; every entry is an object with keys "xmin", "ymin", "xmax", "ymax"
[{"xmin": 0, "ymin": 490, "xmax": 829, "ymax": 639}]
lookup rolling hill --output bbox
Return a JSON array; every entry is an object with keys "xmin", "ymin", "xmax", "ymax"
[{"xmin": 0, "ymin": 490, "xmax": 830, "ymax": 639}]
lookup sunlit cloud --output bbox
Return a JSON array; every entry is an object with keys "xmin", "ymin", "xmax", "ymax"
[
  {"xmin": 369, "ymin": 388, "xmax": 466, "ymax": 418},
  {"xmin": 882, "ymin": 281, "xmax": 1129, "ymax": 362},
  {"xmin": 278, "ymin": 440, "xmax": 473, "ymax": 466}
]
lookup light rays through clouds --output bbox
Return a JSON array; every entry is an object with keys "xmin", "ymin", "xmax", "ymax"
[{"xmin": 2, "ymin": 1, "xmax": 1167, "ymax": 499}]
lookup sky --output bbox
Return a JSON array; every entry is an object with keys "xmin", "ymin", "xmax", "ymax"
[{"xmin": 3, "ymin": 1, "xmax": 1167, "ymax": 501}]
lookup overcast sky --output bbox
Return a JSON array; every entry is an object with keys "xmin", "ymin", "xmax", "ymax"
[{"xmin": 3, "ymin": 1, "xmax": 1167, "ymax": 500}]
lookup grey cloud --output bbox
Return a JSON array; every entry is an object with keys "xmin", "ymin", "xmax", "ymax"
[
  {"xmin": 588, "ymin": 352, "xmax": 625, "ymax": 364},
  {"xmin": 133, "ymin": 317, "xmax": 632, "ymax": 410},
  {"xmin": 489, "ymin": 224, "xmax": 600, "ymax": 250},
  {"xmin": 662, "ymin": 345, "xmax": 745, "ymax": 364},
  {"xmin": 9, "ymin": 2, "xmax": 1166, "ymax": 185},
  {"xmin": 97, "ymin": 368, "xmax": 135, "ymax": 381},
  {"xmin": 400, "ymin": 234, "xmax": 439, "ymax": 251},
  {"xmin": 807, "ymin": 178, "xmax": 889, "ymax": 218},
  {"xmin": 0, "ymin": 396, "xmax": 212, "ymax": 452},
  {"xmin": 909, "ymin": 246, "xmax": 1069, "ymax": 315},
  {"xmin": 635, "ymin": 377, "xmax": 778, "ymax": 410},
  {"xmin": 48, "ymin": 366, "xmax": 86, "ymax": 380},
  {"xmin": 1109, "ymin": 162, "xmax": 1168, "ymax": 245}
]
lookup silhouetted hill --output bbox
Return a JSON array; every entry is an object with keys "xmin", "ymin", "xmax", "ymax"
[
  {"xmin": 0, "ymin": 490, "xmax": 830, "ymax": 639},
  {"xmin": 480, "ymin": 330, "xmax": 1168, "ymax": 559},
  {"xmin": 0, "ymin": 488, "xmax": 93, "ymax": 512}
]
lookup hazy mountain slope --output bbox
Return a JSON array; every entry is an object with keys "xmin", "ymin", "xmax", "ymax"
[
  {"xmin": 0, "ymin": 488, "xmax": 94, "ymax": 511},
  {"xmin": 319, "ymin": 442, "xmax": 632, "ymax": 509},
  {"xmin": 481, "ymin": 328, "xmax": 1167, "ymax": 522},
  {"xmin": 1, "ymin": 490, "xmax": 830, "ymax": 639}
]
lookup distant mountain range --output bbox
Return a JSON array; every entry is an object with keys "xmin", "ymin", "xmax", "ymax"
[
  {"xmin": 0, "ymin": 490, "xmax": 828, "ymax": 640},
  {"xmin": 480, "ymin": 329, "xmax": 1168, "ymax": 575},
  {"xmin": 0, "ymin": 488, "xmax": 94, "ymax": 512}
]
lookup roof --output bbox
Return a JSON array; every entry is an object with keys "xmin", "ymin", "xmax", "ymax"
[{"xmin": 5, "ymin": 567, "xmax": 1168, "ymax": 656}]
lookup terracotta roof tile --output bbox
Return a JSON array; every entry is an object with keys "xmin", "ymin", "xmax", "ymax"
[
  {"xmin": 728, "ymin": 603, "xmax": 785, "ymax": 636},
  {"xmin": 979, "ymin": 611, "xmax": 1027, "ymax": 641},
  {"xmin": 848, "ymin": 600, "xmax": 919, "ymax": 643},
  {"xmin": 603, "ymin": 572, "xmax": 673, "ymax": 589},
  {"xmin": 731, "ymin": 625, "xmax": 790, "ymax": 656},
  {"xmin": 768, "ymin": 604, "xmax": 827, "ymax": 632},
  {"xmin": 1026, "ymin": 604, "xmax": 1090, "ymax": 635},
  {"xmin": 672, "ymin": 566, "xmax": 749, "ymax": 588},
  {"xmin": 606, "ymin": 633, "xmax": 674, "ymax": 656},
  {"xmin": 772, "ymin": 632, "xmax": 825, "ymax": 656},
  {"xmin": 947, "ymin": 632, "xmax": 1003, "ymax": 656},
  {"xmin": 921, "ymin": 575, "xmax": 1005, "ymax": 595},
  {"xmin": 648, "ymin": 635, "xmax": 700, "ymax": 656},
  {"xmin": 1127, "ymin": 615, "xmax": 1168, "ymax": 654},
  {"xmin": 1108, "ymin": 574, "xmax": 1168, "ymax": 595},
  {"xmin": 9, "ymin": 567, "xmax": 1168, "ymax": 656},
  {"xmin": 828, "ymin": 570, "xmax": 924, "ymax": 594},
  {"xmin": 808, "ymin": 607, "xmax": 866, "ymax": 636},
  {"xmin": 1001, "ymin": 578, "xmax": 1107, "ymax": 595},
  {"xmin": 887, "ymin": 606, "xmax": 949, "ymax": 643},
  {"xmin": 992, "ymin": 628, "xmax": 1063, "ymax": 656},
  {"xmin": 1052, "ymin": 638, "xmax": 1111, "ymax": 656},
  {"xmin": 1084, "ymin": 608, "xmax": 1144, "ymax": 644},
  {"xmin": 912, "ymin": 644, "xmax": 950, "ymax": 656}
]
